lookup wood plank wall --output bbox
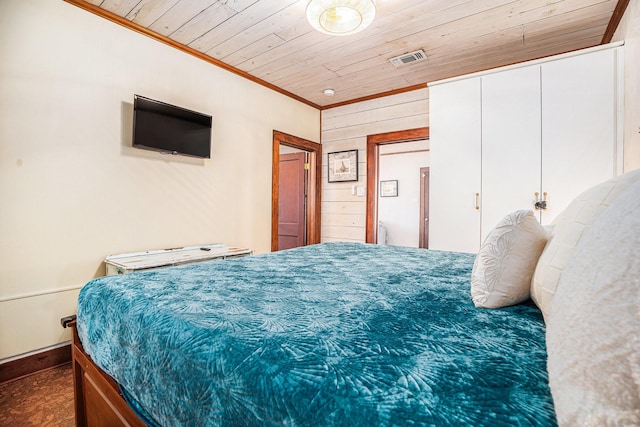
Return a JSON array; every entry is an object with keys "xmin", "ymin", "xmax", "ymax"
[{"xmin": 321, "ymin": 88, "xmax": 429, "ymax": 242}]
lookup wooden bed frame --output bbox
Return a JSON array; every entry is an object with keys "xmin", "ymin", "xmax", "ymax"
[{"xmin": 68, "ymin": 320, "xmax": 146, "ymax": 427}]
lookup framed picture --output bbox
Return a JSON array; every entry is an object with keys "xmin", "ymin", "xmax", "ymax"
[
  {"xmin": 328, "ymin": 150, "xmax": 358, "ymax": 183},
  {"xmin": 380, "ymin": 180, "xmax": 398, "ymax": 197}
]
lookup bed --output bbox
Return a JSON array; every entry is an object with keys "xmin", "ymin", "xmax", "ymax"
[{"xmin": 71, "ymin": 242, "xmax": 556, "ymax": 426}]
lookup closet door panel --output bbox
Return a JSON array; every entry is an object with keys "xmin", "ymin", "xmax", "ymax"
[
  {"xmin": 541, "ymin": 49, "xmax": 618, "ymax": 224},
  {"xmin": 429, "ymin": 77, "xmax": 481, "ymax": 253},
  {"xmin": 481, "ymin": 65, "xmax": 542, "ymax": 241}
]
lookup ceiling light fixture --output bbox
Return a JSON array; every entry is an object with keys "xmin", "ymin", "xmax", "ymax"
[
  {"xmin": 323, "ymin": 88, "xmax": 335, "ymax": 96},
  {"xmin": 306, "ymin": 0, "xmax": 376, "ymax": 36}
]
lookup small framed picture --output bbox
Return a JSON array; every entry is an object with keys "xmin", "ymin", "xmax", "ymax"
[
  {"xmin": 328, "ymin": 150, "xmax": 358, "ymax": 183},
  {"xmin": 380, "ymin": 180, "xmax": 398, "ymax": 197}
]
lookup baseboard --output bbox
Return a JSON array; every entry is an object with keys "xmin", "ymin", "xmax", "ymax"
[{"xmin": 0, "ymin": 343, "xmax": 71, "ymax": 384}]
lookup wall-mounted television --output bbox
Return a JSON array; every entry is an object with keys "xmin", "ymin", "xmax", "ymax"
[{"xmin": 133, "ymin": 95, "xmax": 212, "ymax": 159}]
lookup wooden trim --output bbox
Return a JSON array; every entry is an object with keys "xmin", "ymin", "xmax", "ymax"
[
  {"xmin": 366, "ymin": 127, "xmax": 429, "ymax": 243},
  {"xmin": 366, "ymin": 141, "xmax": 380, "ymax": 244},
  {"xmin": 60, "ymin": 1, "xmax": 425, "ymax": 112},
  {"xmin": 321, "ymin": 84, "xmax": 428, "ymax": 111},
  {"xmin": 62, "ymin": 0, "xmax": 320, "ymax": 110},
  {"xmin": 602, "ymin": 0, "xmax": 631, "ymax": 44},
  {"xmin": 0, "ymin": 344, "xmax": 71, "ymax": 384},
  {"xmin": 368, "ymin": 128, "xmax": 430, "ymax": 145},
  {"xmin": 62, "ymin": 0, "xmax": 627, "ymax": 111},
  {"xmin": 272, "ymin": 139, "xmax": 280, "ymax": 252},
  {"xmin": 272, "ymin": 131, "xmax": 322, "ymax": 252}
]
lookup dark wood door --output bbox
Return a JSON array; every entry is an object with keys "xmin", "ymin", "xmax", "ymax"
[
  {"xmin": 278, "ymin": 152, "xmax": 306, "ymax": 250},
  {"xmin": 419, "ymin": 167, "xmax": 430, "ymax": 249}
]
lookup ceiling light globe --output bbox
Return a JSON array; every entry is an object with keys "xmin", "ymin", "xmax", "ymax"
[{"xmin": 306, "ymin": 0, "xmax": 376, "ymax": 36}]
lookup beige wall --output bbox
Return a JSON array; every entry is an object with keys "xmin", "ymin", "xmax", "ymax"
[
  {"xmin": 0, "ymin": 0, "xmax": 319, "ymax": 360},
  {"xmin": 320, "ymin": 89, "xmax": 428, "ymax": 242},
  {"xmin": 613, "ymin": 0, "xmax": 640, "ymax": 171}
]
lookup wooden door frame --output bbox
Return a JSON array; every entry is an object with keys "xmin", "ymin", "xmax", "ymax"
[
  {"xmin": 366, "ymin": 127, "xmax": 429, "ymax": 243},
  {"xmin": 272, "ymin": 130, "xmax": 322, "ymax": 252}
]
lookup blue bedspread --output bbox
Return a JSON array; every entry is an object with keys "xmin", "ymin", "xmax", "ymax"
[{"xmin": 77, "ymin": 242, "xmax": 556, "ymax": 426}]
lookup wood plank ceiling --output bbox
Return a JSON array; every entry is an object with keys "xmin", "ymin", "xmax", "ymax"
[{"xmin": 67, "ymin": 0, "xmax": 621, "ymax": 108}]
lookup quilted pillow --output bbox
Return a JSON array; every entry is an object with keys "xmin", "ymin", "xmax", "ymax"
[
  {"xmin": 547, "ymin": 176, "xmax": 640, "ymax": 426},
  {"xmin": 471, "ymin": 210, "xmax": 548, "ymax": 308},
  {"xmin": 530, "ymin": 169, "xmax": 640, "ymax": 318}
]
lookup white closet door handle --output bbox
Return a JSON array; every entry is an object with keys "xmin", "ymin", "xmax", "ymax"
[{"xmin": 475, "ymin": 193, "xmax": 480, "ymax": 210}]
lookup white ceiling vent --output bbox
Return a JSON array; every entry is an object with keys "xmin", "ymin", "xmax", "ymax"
[{"xmin": 389, "ymin": 49, "xmax": 427, "ymax": 68}]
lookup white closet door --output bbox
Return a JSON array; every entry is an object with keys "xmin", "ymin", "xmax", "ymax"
[
  {"xmin": 541, "ymin": 49, "xmax": 618, "ymax": 224},
  {"xmin": 481, "ymin": 65, "xmax": 542, "ymax": 241},
  {"xmin": 429, "ymin": 77, "xmax": 481, "ymax": 253}
]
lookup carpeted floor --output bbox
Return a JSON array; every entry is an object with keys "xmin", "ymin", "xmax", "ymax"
[{"xmin": 0, "ymin": 363, "xmax": 74, "ymax": 426}]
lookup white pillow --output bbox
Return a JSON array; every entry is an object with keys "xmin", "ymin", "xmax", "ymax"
[
  {"xmin": 546, "ymin": 176, "xmax": 640, "ymax": 426},
  {"xmin": 471, "ymin": 210, "xmax": 548, "ymax": 308},
  {"xmin": 530, "ymin": 169, "xmax": 640, "ymax": 318}
]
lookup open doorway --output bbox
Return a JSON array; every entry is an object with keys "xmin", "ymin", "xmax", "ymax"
[
  {"xmin": 365, "ymin": 127, "xmax": 429, "ymax": 245},
  {"xmin": 377, "ymin": 141, "xmax": 430, "ymax": 247},
  {"xmin": 271, "ymin": 131, "xmax": 322, "ymax": 252}
]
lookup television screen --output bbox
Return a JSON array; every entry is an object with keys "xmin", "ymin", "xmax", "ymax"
[{"xmin": 133, "ymin": 95, "xmax": 212, "ymax": 158}]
